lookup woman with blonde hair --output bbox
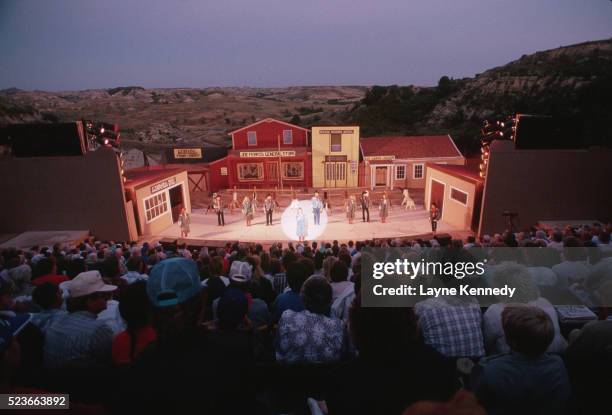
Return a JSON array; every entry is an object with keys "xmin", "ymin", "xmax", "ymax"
[{"xmin": 242, "ymin": 196, "xmax": 253, "ymax": 226}]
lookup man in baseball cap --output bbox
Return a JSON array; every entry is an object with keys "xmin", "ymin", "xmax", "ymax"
[{"xmin": 44, "ymin": 271, "xmax": 116, "ymax": 369}]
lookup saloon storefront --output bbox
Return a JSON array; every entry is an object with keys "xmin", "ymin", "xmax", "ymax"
[{"xmin": 124, "ymin": 168, "xmax": 192, "ymax": 236}]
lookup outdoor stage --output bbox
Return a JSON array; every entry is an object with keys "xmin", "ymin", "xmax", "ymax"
[{"xmin": 155, "ymin": 203, "xmax": 469, "ymax": 243}]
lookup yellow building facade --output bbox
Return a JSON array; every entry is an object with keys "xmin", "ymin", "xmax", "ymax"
[{"xmin": 311, "ymin": 126, "xmax": 360, "ymax": 188}]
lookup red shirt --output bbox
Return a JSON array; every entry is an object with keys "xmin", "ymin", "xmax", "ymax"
[
  {"xmin": 112, "ymin": 325, "xmax": 157, "ymax": 366},
  {"xmin": 32, "ymin": 274, "xmax": 70, "ymax": 287}
]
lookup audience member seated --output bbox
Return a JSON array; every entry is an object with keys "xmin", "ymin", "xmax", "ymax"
[
  {"xmin": 471, "ymin": 305, "xmax": 571, "ymax": 415},
  {"xmin": 31, "ymin": 257, "xmax": 69, "ymax": 287},
  {"xmin": 120, "ymin": 256, "xmax": 148, "ymax": 285},
  {"xmin": 276, "ymin": 276, "xmax": 345, "ymax": 363},
  {"xmin": 329, "ymin": 261, "xmax": 354, "ymax": 302},
  {"xmin": 44, "ymin": 271, "xmax": 116, "ymax": 369},
  {"xmin": 483, "ymin": 262, "xmax": 566, "ymax": 354},
  {"xmin": 112, "ymin": 281, "xmax": 156, "ymax": 366},
  {"xmin": 326, "ymin": 294, "xmax": 456, "ymax": 414},
  {"xmin": 30, "ymin": 282, "xmax": 66, "ymax": 334},
  {"xmin": 272, "ymin": 261, "xmax": 307, "ymax": 323},
  {"xmin": 118, "ymin": 257, "xmax": 261, "ymax": 414},
  {"xmin": 564, "ymin": 281, "xmax": 612, "ymax": 414},
  {"xmin": 552, "ymin": 237, "xmax": 591, "ymax": 287}
]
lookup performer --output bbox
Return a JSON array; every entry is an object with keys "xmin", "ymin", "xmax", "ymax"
[
  {"xmin": 360, "ymin": 190, "xmax": 370, "ymax": 222},
  {"xmin": 296, "ymin": 207, "xmax": 307, "ymax": 242},
  {"xmin": 346, "ymin": 195, "xmax": 356, "ymax": 224},
  {"xmin": 401, "ymin": 188, "xmax": 416, "ymax": 210},
  {"xmin": 178, "ymin": 207, "xmax": 191, "ymax": 238},
  {"xmin": 205, "ymin": 192, "xmax": 217, "ymax": 215},
  {"xmin": 229, "ymin": 185, "xmax": 240, "ymax": 214},
  {"xmin": 251, "ymin": 186, "xmax": 258, "ymax": 217},
  {"xmin": 213, "ymin": 194, "xmax": 225, "ymax": 226},
  {"xmin": 242, "ymin": 196, "xmax": 253, "ymax": 226},
  {"xmin": 264, "ymin": 193, "xmax": 275, "ymax": 226},
  {"xmin": 430, "ymin": 202, "xmax": 440, "ymax": 236},
  {"xmin": 289, "ymin": 190, "xmax": 300, "ymax": 209},
  {"xmin": 311, "ymin": 191, "xmax": 323, "ymax": 226},
  {"xmin": 323, "ymin": 191, "xmax": 331, "ymax": 215},
  {"xmin": 379, "ymin": 193, "xmax": 389, "ymax": 223}
]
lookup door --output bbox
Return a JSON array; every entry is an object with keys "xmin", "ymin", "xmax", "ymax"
[
  {"xmin": 169, "ymin": 185, "xmax": 184, "ymax": 222},
  {"xmin": 324, "ymin": 162, "xmax": 347, "ymax": 187},
  {"xmin": 266, "ymin": 162, "xmax": 279, "ymax": 183},
  {"xmin": 430, "ymin": 180, "xmax": 445, "ymax": 217},
  {"xmin": 375, "ymin": 166, "xmax": 387, "ymax": 186}
]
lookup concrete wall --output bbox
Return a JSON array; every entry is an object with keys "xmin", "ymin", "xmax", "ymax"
[
  {"xmin": 0, "ymin": 148, "xmax": 131, "ymax": 241},
  {"xmin": 424, "ymin": 166, "xmax": 478, "ymax": 230},
  {"xmin": 311, "ymin": 126, "xmax": 360, "ymax": 188},
  {"xmin": 479, "ymin": 140, "xmax": 612, "ymax": 236}
]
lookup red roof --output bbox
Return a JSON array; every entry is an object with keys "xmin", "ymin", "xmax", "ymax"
[
  {"xmin": 360, "ymin": 135, "xmax": 463, "ymax": 160},
  {"xmin": 427, "ymin": 163, "xmax": 483, "ymax": 184}
]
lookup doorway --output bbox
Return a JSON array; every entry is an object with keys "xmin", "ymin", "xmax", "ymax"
[
  {"xmin": 375, "ymin": 166, "xmax": 387, "ymax": 186},
  {"xmin": 430, "ymin": 179, "xmax": 445, "ymax": 217},
  {"xmin": 324, "ymin": 162, "xmax": 347, "ymax": 187},
  {"xmin": 169, "ymin": 185, "xmax": 184, "ymax": 222}
]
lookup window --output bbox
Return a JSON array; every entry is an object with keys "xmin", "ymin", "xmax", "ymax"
[
  {"xmin": 413, "ymin": 164, "xmax": 424, "ymax": 179},
  {"xmin": 396, "ymin": 165, "xmax": 406, "ymax": 180},
  {"xmin": 237, "ymin": 163, "xmax": 263, "ymax": 181},
  {"xmin": 282, "ymin": 162, "xmax": 304, "ymax": 179},
  {"xmin": 330, "ymin": 133, "xmax": 342, "ymax": 152},
  {"xmin": 247, "ymin": 131, "xmax": 257, "ymax": 146},
  {"xmin": 283, "ymin": 130, "xmax": 293, "ymax": 145},
  {"xmin": 144, "ymin": 192, "xmax": 168, "ymax": 223},
  {"xmin": 450, "ymin": 187, "xmax": 469, "ymax": 206}
]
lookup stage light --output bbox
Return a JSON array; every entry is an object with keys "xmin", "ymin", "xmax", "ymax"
[
  {"xmin": 100, "ymin": 127, "xmax": 105, "ymax": 134},
  {"xmin": 280, "ymin": 199, "xmax": 328, "ymax": 241}
]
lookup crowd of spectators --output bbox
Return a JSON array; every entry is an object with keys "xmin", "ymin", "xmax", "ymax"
[{"xmin": 0, "ymin": 221, "xmax": 610, "ymax": 414}]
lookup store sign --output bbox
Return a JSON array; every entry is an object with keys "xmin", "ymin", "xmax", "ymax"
[
  {"xmin": 364, "ymin": 155, "xmax": 396, "ymax": 161},
  {"xmin": 319, "ymin": 129, "xmax": 354, "ymax": 134},
  {"xmin": 151, "ymin": 177, "xmax": 176, "ymax": 193},
  {"xmin": 239, "ymin": 150, "xmax": 296, "ymax": 158},
  {"xmin": 220, "ymin": 167, "xmax": 228, "ymax": 176},
  {"xmin": 350, "ymin": 160, "xmax": 358, "ymax": 174},
  {"xmin": 173, "ymin": 148, "xmax": 202, "ymax": 159},
  {"xmin": 325, "ymin": 155, "xmax": 348, "ymax": 162}
]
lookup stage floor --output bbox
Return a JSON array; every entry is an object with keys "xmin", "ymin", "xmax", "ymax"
[{"xmin": 155, "ymin": 204, "xmax": 469, "ymax": 243}]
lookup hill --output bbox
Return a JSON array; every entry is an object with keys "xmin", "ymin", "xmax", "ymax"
[
  {"xmin": 0, "ymin": 86, "xmax": 365, "ymax": 150},
  {"xmin": 346, "ymin": 38, "xmax": 612, "ymax": 154}
]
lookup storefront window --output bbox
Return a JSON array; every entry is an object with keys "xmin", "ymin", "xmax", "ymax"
[
  {"xmin": 237, "ymin": 163, "xmax": 263, "ymax": 181},
  {"xmin": 282, "ymin": 162, "xmax": 303, "ymax": 179}
]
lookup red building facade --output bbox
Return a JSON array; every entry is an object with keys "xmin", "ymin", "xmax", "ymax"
[{"xmin": 226, "ymin": 118, "xmax": 312, "ymax": 189}]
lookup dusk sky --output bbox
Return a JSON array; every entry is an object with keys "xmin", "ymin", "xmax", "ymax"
[{"xmin": 1, "ymin": 0, "xmax": 611, "ymax": 91}]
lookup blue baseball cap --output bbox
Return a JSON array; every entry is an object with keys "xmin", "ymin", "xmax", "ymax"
[{"xmin": 147, "ymin": 258, "xmax": 202, "ymax": 308}]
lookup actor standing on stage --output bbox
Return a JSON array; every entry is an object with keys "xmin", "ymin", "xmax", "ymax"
[
  {"xmin": 311, "ymin": 191, "xmax": 323, "ymax": 226},
  {"xmin": 242, "ymin": 196, "xmax": 254, "ymax": 226},
  {"xmin": 214, "ymin": 194, "xmax": 225, "ymax": 226},
  {"xmin": 379, "ymin": 193, "xmax": 389, "ymax": 223},
  {"xmin": 178, "ymin": 207, "xmax": 191, "ymax": 238},
  {"xmin": 360, "ymin": 190, "xmax": 370, "ymax": 222},
  {"xmin": 323, "ymin": 191, "xmax": 331, "ymax": 215},
  {"xmin": 430, "ymin": 202, "xmax": 440, "ymax": 236},
  {"xmin": 251, "ymin": 187, "xmax": 258, "ymax": 217},
  {"xmin": 346, "ymin": 195, "xmax": 356, "ymax": 224},
  {"xmin": 229, "ymin": 186, "xmax": 239, "ymax": 214},
  {"xmin": 264, "ymin": 194, "xmax": 275, "ymax": 226},
  {"xmin": 296, "ymin": 208, "xmax": 307, "ymax": 242}
]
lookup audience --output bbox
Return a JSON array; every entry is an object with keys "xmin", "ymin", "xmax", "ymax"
[{"xmin": 0, "ymin": 220, "xmax": 609, "ymax": 413}]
